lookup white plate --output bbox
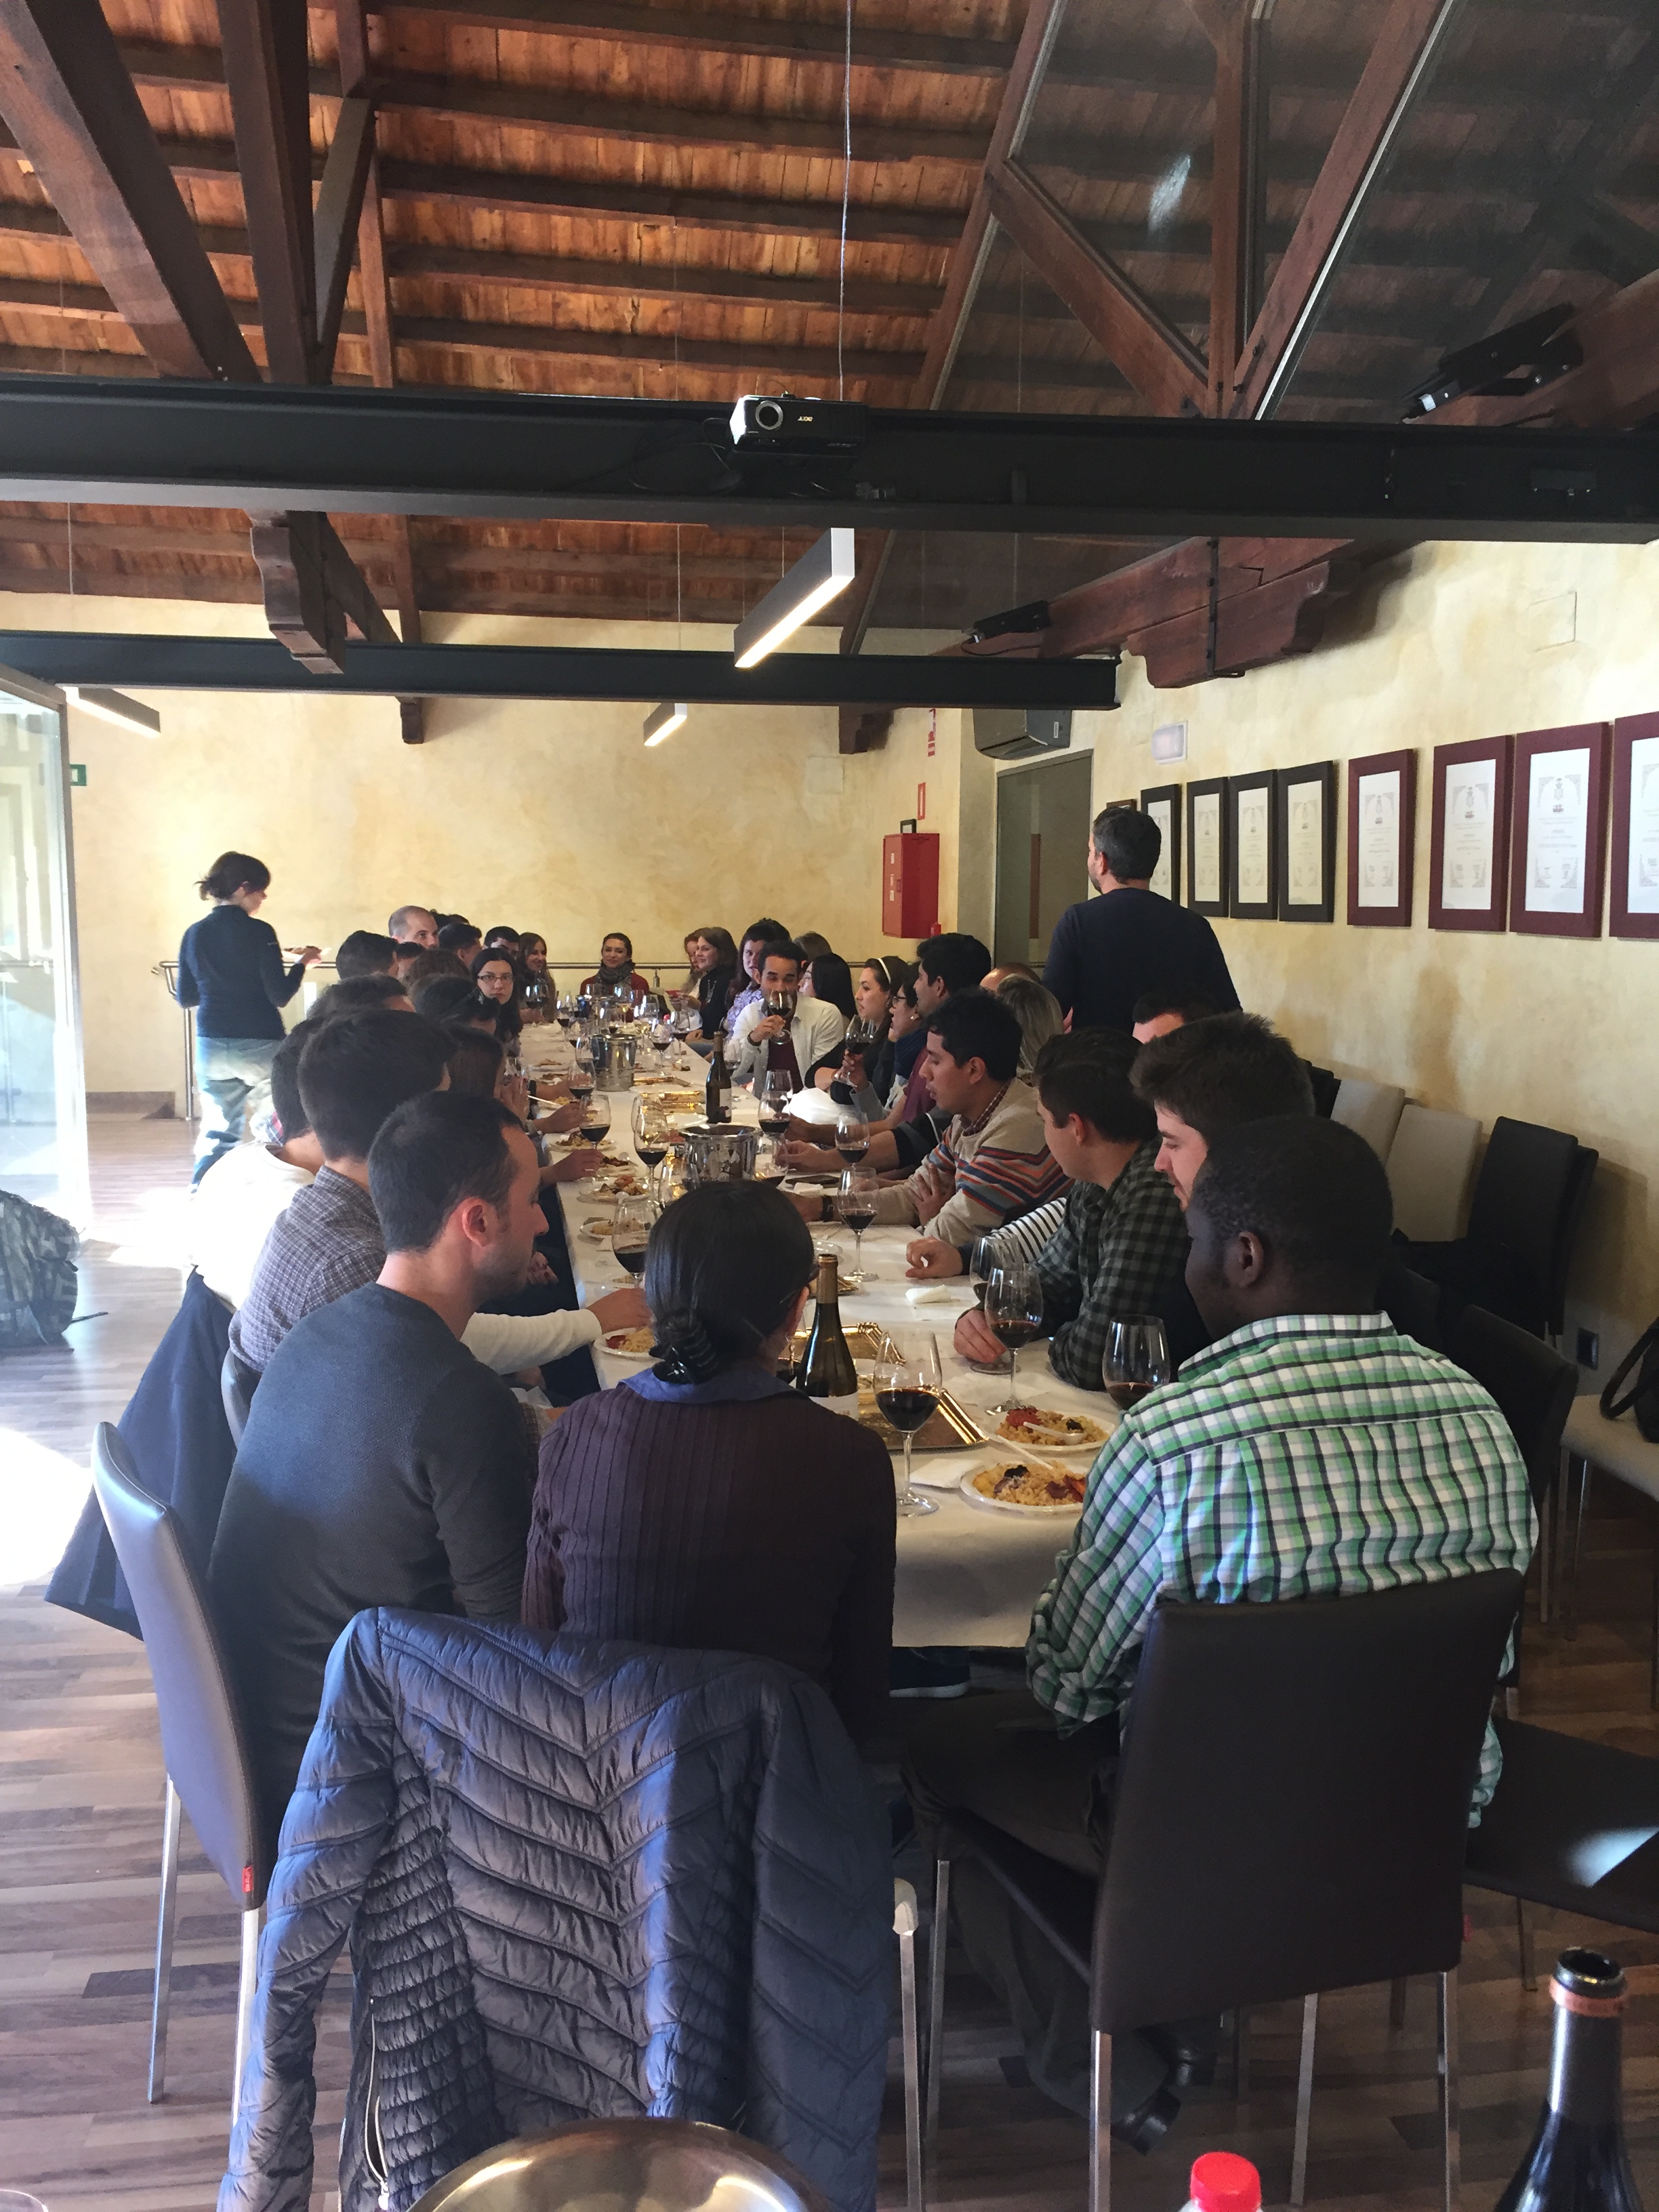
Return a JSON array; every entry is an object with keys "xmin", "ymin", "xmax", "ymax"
[
  {"xmin": 600, "ymin": 1335, "xmax": 655, "ymax": 1361},
  {"xmin": 982, "ymin": 1413, "xmax": 1113, "ymax": 1456},
  {"xmin": 958, "ymin": 1467, "xmax": 1086, "ymax": 1515}
]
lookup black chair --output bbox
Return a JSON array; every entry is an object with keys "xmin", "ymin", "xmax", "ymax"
[
  {"xmin": 220, "ymin": 1345, "xmax": 257, "ymax": 1447},
  {"xmin": 1441, "ymin": 1303, "xmax": 1577, "ymax": 1625},
  {"xmin": 1411, "ymin": 1118, "xmax": 1595, "ymax": 1340},
  {"xmin": 90, "ymin": 1422, "xmax": 271, "ymax": 2127},
  {"xmin": 1467, "ymin": 1715, "xmax": 1659, "ymax": 1992},
  {"xmin": 924, "ymin": 1572, "xmax": 1523, "ymax": 2211}
]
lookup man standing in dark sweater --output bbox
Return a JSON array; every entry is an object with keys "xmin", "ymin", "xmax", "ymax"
[
  {"xmin": 209, "ymin": 1092, "xmax": 544, "ymax": 1845},
  {"xmin": 1043, "ymin": 808, "xmax": 1239, "ymax": 1036}
]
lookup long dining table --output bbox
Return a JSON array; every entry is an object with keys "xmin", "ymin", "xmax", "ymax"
[{"xmin": 523, "ymin": 1029, "xmax": 1118, "ymax": 1649}]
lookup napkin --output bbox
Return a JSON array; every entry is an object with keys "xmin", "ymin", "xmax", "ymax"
[{"xmin": 905, "ymin": 1284, "xmax": 967, "ymax": 1307}]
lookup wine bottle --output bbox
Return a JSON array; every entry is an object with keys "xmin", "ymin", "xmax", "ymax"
[
  {"xmin": 705, "ymin": 1035, "xmax": 729, "ymax": 1125},
  {"xmin": 796, "ymin": 1254, "xmax": 859, "ymax": 1413},
  {"xmin": 1495, "ymin": 1948, "xmax": 1645, "ymax": 2212}
]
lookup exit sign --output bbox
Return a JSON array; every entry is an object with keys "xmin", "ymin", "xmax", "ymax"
[{"xmin": 69, "ymin": 763, "xmax": 86, "ymax": 785}]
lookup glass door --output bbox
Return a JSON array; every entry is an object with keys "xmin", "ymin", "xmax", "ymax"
[
  {"xmin": 993, "ymin": 754, "xmax": 1097, "ymax": 968},
  {"xmin": 0, "ymin": 670, "xmax": 88, "ymax": 1225}
]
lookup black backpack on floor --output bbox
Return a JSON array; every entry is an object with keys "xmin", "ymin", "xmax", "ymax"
[{"xmin": 0, "ymin": 1187, "xmax": 79, "ymax": 1347}]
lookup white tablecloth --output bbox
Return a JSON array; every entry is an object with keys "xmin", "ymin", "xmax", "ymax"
[{"xmin": 547, "ymin": 1063, "xmax": 1114, "ymax": 1647}]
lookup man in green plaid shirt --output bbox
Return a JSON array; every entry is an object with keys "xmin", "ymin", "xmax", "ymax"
[{"xmin": 903, "ymin": 1115, "xmax": 1535, "ymax": 2140}]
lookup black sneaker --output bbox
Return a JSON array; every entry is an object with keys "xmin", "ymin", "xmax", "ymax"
[{"xmin": 890, "ymin": 1647, "xmax": 971, "ymax": 1699}]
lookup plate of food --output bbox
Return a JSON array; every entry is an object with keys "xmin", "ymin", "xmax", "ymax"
[
  {"xmin": 994, "ymin": 1405, "xmax": 1110, "ymax": 1452},
  {"xmin": 602, "ymin": 1326, "xmax": 657, "ymax": 1358},
  {"xmin": 594, "ymin": 1170, "xmax": 649, "ymax": 1196},
  {"xmin": 577, "ymin": 1214, "xmax": 615, "ymax": 1242},
  {"xmin": 960, "ymin": 1460, "xmax": 1088, "ymax": 1513}
]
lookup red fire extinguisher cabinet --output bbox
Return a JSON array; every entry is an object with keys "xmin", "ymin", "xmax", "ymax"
[{"xmin": 883, "ymin": 832, "xmax": 940, "ymax": 939}]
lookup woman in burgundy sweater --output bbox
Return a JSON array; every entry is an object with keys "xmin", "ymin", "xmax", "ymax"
[{"xmin": 523, "ymin": 1182, "xmax": 896, "ymax": 1745}]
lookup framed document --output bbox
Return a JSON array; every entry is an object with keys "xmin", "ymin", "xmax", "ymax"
[
  {"xmin": 1187, "ymin": 777, "xmax": 1229, "ymax": 917},
  {"xmin": 1141, "ymin": 783, "xmax": 1183, "ymax": 905},
  {"xmin": 1347, "ymin": 748, "xmax": 1416, "ymax": 927},
  {"xmin": 1612, "ymin": 712, "xmax": 1659, "ymax": 940},
  {"xmin": 1509, "ymin": 722, "xmax": 1610, "ymax": 939},
  {"xmin": 1429, "ymin": 735, "xmax": 1513, "ymax": 933},
  {"xmin": 1276, "ymin": 761, "xmax": 1336, "ymax": 923},
  {"xmin": 1229, "ymin": 769, "xmax": 1278, "ymax": 921}
]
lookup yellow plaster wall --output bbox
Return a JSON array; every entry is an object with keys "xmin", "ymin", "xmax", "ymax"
[{"xmin": 1064, "ymin": 538, "xmax": 1659, "ymax": 1366}]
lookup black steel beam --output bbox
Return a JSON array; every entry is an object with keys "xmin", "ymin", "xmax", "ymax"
[
  {"xmin": 0, "ymin": 374, "xmax": 1655, "ymax": 542},
  {"xmin": 0, "ymin": 632, "xmax": 1122, "ymax": 708}
]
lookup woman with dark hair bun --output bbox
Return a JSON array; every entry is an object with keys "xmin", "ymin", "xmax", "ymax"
[
  {"xmin": 522, "ymin": 1183, "xmax": 896, "ymax": 1744},
  {"xmin": 177, "ymin": 851, "xmax": 321, "ymax": 1184}
]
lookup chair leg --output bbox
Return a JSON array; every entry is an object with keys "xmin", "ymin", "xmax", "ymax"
[
  {"xmin": 1233, "ymin": 2006, "xmax": 1250, "ymax": 2102},
  {"xmin": 1438, "ymin": 1968, "xmax": 1461, "ymax": 2212},
  {"xmin": 894, "ymin": 1881, "xmax": 924, "ymax": 2212},
  {"xmin": 146, "ymin": 1776, "xmax": 182, "ymax": 2104},
  {"xmin": 1563, "ymin": 1456, "xmax": 1591, "ymax": 1643},
  {"xmin": 1537, "ymin": 1458, "xmax": 1556, "ymax": 1626},
  {"xmin": 924, "ymin": 1858, "xmax": 949, "ymax": 2167},
  {"xmin": 1088, "ymin": 2028, "xmax": 1111, "ymax": 2212},
  {"xmin": 1515, "ymin": 1898, "xmax": 1536, "ymax": 1993},
  {"xmin": 230, "ymin": 1906, "xmax": 261, "ymax": 2133},
  {"xmin": 1289, "ymin": 1992, "xmax": 1318, "ymax": 2209},
  {"xmin": 1389, "ymin": 1976, "xmax": 1408, "ymax": 2030}
]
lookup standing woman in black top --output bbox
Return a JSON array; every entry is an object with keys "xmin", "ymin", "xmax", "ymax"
[{"xmin": 177, "ymin": 851, "xmax": 319, "ymax": 1185}]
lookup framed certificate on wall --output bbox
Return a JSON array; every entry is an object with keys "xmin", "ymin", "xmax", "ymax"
[
  {"xmin": 1509, "ymin": 722, "xmax": 1610, "ymax": 939},
  {"xmin": 1276, "ymin": 761, "xmax": 1336, "ymax": 923},
  {"xmin": 1229, "ymin": 769, "xmax": 1278, "ymax": 921},
  {"xmin": 1187, "ymin": 777, "xmax": 1229, "ymax": 918},
  {"xmin": 1429, "ymin": 735, "xmax": 1513, "ymax": 933},
  {"xmin": 1612, "ymin": 712, "xmax": 1659, "ymax": 940},
  {"xmin": 1347, "ymin": 748, "xmax": 1416, "ymax": 927},
  {"xmin": 1141, "ymin": 783, "xmax": 1183, "ymax": 905}
]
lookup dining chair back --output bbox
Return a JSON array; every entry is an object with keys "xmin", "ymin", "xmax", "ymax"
[
  {"xmin": 1330, "ymin": 1078, "xmax": 1406, "ymax": 1161},
  {"xmin": 1465, "ymin": 1120, "xmax": 1594, "ymax": 1338},
  {"xmin": 1442, "ymin": 1305, "xmax": 1576, "ymax": 1515},
  {"xmin": 1387, "ymin": 1104, "xmax": 1481, "ymax": 1243},
  {"xmin": 89, "ymin": 1422, "xmax": 268, "ymax": 2126}
]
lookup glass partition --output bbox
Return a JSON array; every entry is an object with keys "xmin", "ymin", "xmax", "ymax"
[{"xmin": 0, "ymin": 674, "xmax": 88, "ymax": 1225}]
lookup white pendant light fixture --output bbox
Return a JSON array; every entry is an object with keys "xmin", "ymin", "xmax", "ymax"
[
  {"xmin": 643, "ymin": 699, "xmax": 688, "ymax": 747},
  {"xmin": 64, "ymin": 684, "xmax": 161, "ymax": 737},
  {"xmin": 732, "ymin": 528, "xmax": 856, "ymax": 668}
]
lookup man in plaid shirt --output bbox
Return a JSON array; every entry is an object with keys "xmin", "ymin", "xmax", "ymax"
[
  {"xmin": 903, "ymin": 1115, "xmax": 1534, "ymax": 2141},
  {"xmin": 943, "ymin": 1029, "xmax": 1191, "ymax": 1389}
]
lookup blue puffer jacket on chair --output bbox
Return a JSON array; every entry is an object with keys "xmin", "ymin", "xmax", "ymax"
[{"xmin": 218, "ymin": 1610, "xmax": 892, "ymax": 2212}]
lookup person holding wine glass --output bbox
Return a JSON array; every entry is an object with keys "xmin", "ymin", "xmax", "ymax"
[
  {"xmin": 899, "ymin": 1117, "xmax": 1535, "ymax": 2145},
  {"xmin": 728, "ymin": 940, "xmax": 846, "ymax": 1090},
  {"xmin": 520, "ymin": 1183, "xmax": 896, "ymax": 1746},
  {"xmin": 980, "ymin": 1256, "xmax": 1044, "ymax": 1410},
  {"xmin": 939, "ymin": 1031, "xmax": 1191, "ymax": 1389},
  {"xmin": 806, "ymin": 956, "xmax": 912, "ymax": 1111}
]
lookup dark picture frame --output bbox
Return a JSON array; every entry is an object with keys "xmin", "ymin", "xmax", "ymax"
[
  {"xmin": 1141, "ymin": 782, "xmax": 1183, "ymax": 905},
  {"xmin": 1275, "ymin": 760, "xmax": 1337, "ymax": 923},
  {"xmin": 1611, "ymin": 712, "xmax": 1659, "ymax": 941},
  {"xmin": 1186, "ymin": 776, "xmax": 1229, "ymax": 917},
  {"xmin": 1346, "ymin": 748, "xmax": 1416, "ymax": 928},
  {"xmin": 1228, "ymin": 769, "xmax": 1278, "ymax": 920},
  {"xmin": 1509, "ymin": 722, "xmax": 1611, "ymax": 939},
  {"xmin": 1429, "ymin": 734, "xmax": 1513, "ymax": 933}
]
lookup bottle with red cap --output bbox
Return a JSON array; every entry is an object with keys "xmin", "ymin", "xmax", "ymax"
[{"xmin": 1182, "ymin": 2151, "xmax": 1261, "ymax": 2212}]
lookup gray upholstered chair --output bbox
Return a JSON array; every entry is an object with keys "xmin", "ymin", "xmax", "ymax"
[{"xmin": 89, "ymin": 1422, "xmax": 269, "ymax": 2126}]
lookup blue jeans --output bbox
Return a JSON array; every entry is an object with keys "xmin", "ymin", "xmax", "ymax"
[{"xmin": 193, "ymin": 1035, "xmax": 280, "ymax": 1185}]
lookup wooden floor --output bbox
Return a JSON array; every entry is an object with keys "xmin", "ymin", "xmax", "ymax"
[{"xmin": 5, "ymin": 1115, "xmax": 1659, "ymax": 2209}]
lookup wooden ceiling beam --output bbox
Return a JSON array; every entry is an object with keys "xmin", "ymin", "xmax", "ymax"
[
  {"xmin": 215, "ymin": 0, "xmax": 317, "ymax": 384},
  {"xmin": 388, "ymin": 314, "xmax": 920, "ymax": 382},
  {"xmin": 1420, "ymin": 266, "xmax": 1659, "ymax": 431},
  {"xmin": 1229, "ymin": 0, "xmax": 1465, "ymax": 419},
  {"xmin": 0, "ymin": 0, "xmax": 257, "ymax": 381},
  {"xmin": 1206, "ymin": 0, "xmax": 1273, "ymax": 414},
  {"xmin": 313, "ymin": 92, "xmax": 377, "ymax": 376},
  {"xmin": 384, "ymin": 244, "xmax": 945, "ymax": 319}
]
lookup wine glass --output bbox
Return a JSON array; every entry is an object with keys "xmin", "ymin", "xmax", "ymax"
[
  {"xmin": 577, "ymin": 1090, "xmax": 611, "ymax": 1145},
  {"xmin": 1102, "ymin": 1316, "xmax": 1172, "ymax": 1411},
  {"xmin": 753, "ymin": 1132, "xmax": 785, "ymax": 1187},
  {"xmin": 874, "ymin": 1334, "xmax": 941, "ymax": 1519},
  {"xmin": 968, "ymin": 1235, "xmax": 998, "ymax": 1305},
  {"xmin": 610, "ymin": 1193, "xmax": 657, "ymax": 1282},
  {"xmin": 983, "ymin": 1259, "xmax": 1044, "ymax": 1412},
  {"xmin": 631, "ymin": 1092, "xmax": 671, "ymax": 1172},
  {"xmin": 835, "ymin": 1166, "xmax": 878, "ymax": 1285},
  {"xmin": 758, "ymin": 1068, "xmax": 793, "ymax": 1136},
  {"xmin": 834, "ymin": 1111, "xmax": 869, "ymax": 1168}
]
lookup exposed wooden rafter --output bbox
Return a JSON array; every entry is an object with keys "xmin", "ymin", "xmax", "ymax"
[
  {"xmin": 1204, "ymin": 0, "xmax": 1273, "ymax": 415},
  {"xmin": 1416, "ymin": 266, "xmax": 1659, "ymax": 431},
  {"xmin": 0, "ymin": 0, "xmax": 258, "ymax": 382},
  {"xmin": 215, "ymin": 0, "xmax": 317, "ymax": 386}
]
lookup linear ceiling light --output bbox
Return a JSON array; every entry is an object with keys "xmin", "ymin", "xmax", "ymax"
[
  {"xmin": 643, "ymin": 699, "xmax": 687, "ymax": 747},
  {"xmin": 732, "ymin": 529, "xmax": 856, "ymax": 669},
  {"xmin": 64, "ymin": 682, "xmax": 161, "ymax": 737}
]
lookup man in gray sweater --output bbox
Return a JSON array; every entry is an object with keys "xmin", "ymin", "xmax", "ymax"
[{"xmin": 209, "ymin": 1091, "xmax": 545, "ymax": 1847}]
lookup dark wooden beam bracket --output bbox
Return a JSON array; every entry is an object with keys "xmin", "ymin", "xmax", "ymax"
[{"xmin": 248, "ymin": 510, "xmax": 398, "ymax": 672}]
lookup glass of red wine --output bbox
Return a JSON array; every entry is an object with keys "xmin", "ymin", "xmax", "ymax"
[
  {"xmin": 631, "ymin": 1092, "xmax": 670, "ymax": 1174},
  {"xmin": 834, "ymin": 1111, "xmax": 870, "ymax": 1168},
  {"xmin": 578, "ymin": 1092, "xmax": 611, "ymax": 1145},
  {"xmin": 983, "ymin": 1259, "xmax": 1044, "ymax": 1412},
  {"xmin": 874, "ymin": 1333, "xmax": 941, "ymax": 1518},
  {"xmin": 834, "ymin": 1165, "xmax": 878, "ymax": 1284},
  {"xmin": 611, "ymin": 1193, "xmax": 657, "ymax": 1279},
  {"xmin": 1102, "ymin": 1316, "xmax": 1172, "ymax": 1410},
  {"xmin": 758, "ymin": 1067, "xmax": 794, "ymax": 1136}
]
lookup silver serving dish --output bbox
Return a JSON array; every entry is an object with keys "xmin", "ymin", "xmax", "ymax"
[
  {"xmin": 590, "ymin": 1029, "xmax": 638, "ymax": 1092},
  {"xmin": 682, "ymin": 1124, "xmax": 758, "ymax": 1185},
  {"xmin": 409, "ymin": 2116, "xmax": 830, "ymax": 2211}
]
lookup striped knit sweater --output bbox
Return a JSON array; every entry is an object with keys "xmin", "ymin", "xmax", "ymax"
[{"xmin": 872, "ymin": 1076, "xmax": 1069, "ymax": 1244}]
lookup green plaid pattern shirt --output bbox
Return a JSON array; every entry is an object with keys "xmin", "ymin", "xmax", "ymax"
[
  {"xmin": 1033, "ymin": 1141, "xmax": 1192, "ymax": 1392},
  {"xmin": 1027, "ymin": 1312, "xmax": 1536, "ymax": 1811}
]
